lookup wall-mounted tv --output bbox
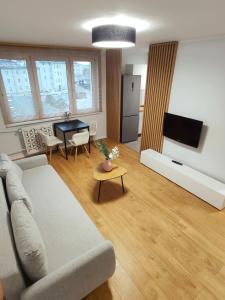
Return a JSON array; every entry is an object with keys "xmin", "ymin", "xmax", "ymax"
[{"xmin": 163, "ymin": 113, "xmax": 203, "ymax": 148}]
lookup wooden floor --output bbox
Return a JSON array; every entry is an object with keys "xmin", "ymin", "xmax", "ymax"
[{"xmin": 51, "ymin": 141, "xmax": 225, "ymax": 300}]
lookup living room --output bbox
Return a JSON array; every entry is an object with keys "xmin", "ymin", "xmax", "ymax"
[{"xmin": 0, "ymin": 1, "xmax": 225, "ymax": 300}]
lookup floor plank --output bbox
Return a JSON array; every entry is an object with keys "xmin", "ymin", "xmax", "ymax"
[{"xmin": 50, "ymin": 141, "xmax": 225, "ymax": 300}]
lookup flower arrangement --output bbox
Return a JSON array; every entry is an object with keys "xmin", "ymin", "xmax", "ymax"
[
  {"xmin": 110, "ymin": 146, "xmax": 120, "ymax": 160},
  {"xmin": 97, "ymin": 140, "xmax": 120, "ymax": 160},
  {"xmin": 64, "ymin": 111, "xmax": 71, "ymax": 120},
  {"xmin": 97, "ymin": 140, "xmax": 120, "ymax": 172}
]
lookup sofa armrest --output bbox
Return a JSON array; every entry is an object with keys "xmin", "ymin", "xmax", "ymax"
[
  {"xmin": 15, "ymin": 155, "xmax": 48, "ymax": 170},
  {"xmin": 21, "ymin": 240, "xmax": 115, "ymax": 300}
]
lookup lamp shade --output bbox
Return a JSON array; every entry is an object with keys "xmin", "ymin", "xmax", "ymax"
[{"xmin": 92, "ymin": 25, "xmax": 136, "ymax": 48}]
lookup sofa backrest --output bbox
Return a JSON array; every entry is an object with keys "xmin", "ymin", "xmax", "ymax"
[{"xmin": 0, "ymin": 178, "xmax": 26, "ymax": 300}]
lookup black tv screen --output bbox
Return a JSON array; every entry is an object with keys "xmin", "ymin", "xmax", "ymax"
[{"xmin": 163, "ymin": 113, "xmax": 203, "ymax": 148}]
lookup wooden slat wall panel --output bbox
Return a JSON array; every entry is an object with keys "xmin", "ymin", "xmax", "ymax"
[
  {"xmin": 141, "ymin": 42, "xmax": 178, "ymax": 152},
  {"xmin": 106, "ymin": 49, "xmax": 122, "ymax": 142}
]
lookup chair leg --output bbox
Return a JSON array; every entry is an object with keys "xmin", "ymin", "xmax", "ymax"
[
  {"xmin": 70, "ymin": 146, "xmax": 73, "ymax": 155},
  {"xmin": 90, "ymin": 135, "xmax": 98, "ymax": 147},
  {"xmin": 84, "ymin": 145, "xmax": 90, "ymax": 158},
  {"xmin": 74, "ymin": 147, "xmax": 78, "ymax": 161},
  {"xmin": 58, "ymin": 145, "xmax": 65, "ymax": 157},
  {"xmin": 49, "ymin": 147, "xmax": 52, "ymax": 162},
  {"xmin": 94, "ymin": 139, "xmax": 98, "ymax": 148}
]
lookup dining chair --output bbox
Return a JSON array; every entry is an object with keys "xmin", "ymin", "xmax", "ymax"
[
  {"xmin": 89, "ymin": 121, "xmax": 97, "ymax": 146},
  {"xmin": 69, "ymin": 131, "xmax": 90, "ymax": 161},
  {"xmin": 39, "ymin": 131, "xmax": 64, "ymax": 161}
]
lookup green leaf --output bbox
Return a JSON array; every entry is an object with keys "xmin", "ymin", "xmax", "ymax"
[{"xmin": 97, "ymin": 140, "xmax": 110, "ymax": 160}]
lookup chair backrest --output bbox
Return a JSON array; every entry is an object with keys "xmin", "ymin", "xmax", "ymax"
[
  {"xmin": 89, "ymin": 121, "xmax": 97, "ymax": 136},
  {"xmin": 39, "ymin": 131, "xmax": 51, "ymax": 146},
  {"xmin": 72, "ymin": 131, "xmax": 89, "ymax": 146}
]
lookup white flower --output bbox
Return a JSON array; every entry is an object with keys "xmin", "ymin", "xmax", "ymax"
[
  {"xmin": 109, "ymin": 153, "xmax": 113, "ymax": 159},
  {"xmin": 111, "ymin": 146, "xmax": 119, "ymax": 160}
]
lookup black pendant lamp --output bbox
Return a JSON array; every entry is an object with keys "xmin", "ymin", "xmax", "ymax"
[{"xmin": 92, "ymin": 25, "xmax": 136, "ymax": 48}]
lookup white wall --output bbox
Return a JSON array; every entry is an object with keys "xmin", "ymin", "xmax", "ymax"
[
  {"xmin": 123, "ymin": 40, "xmax": 225, "ymax": 182},
  {"xmin": 122, "ymin": 47, "xmax": 148, "ymax": 70},
  {"xmin": 0, "ymin": 50, "xmax": 107, "ymax": 159},
  {"xmin": 163, "ymin": 38, "xmax": 225, "ymax": 183}
]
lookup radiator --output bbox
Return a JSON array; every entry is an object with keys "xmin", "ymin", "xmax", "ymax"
[{"xmin": 21, "ymin": 124, "xmax": 54, "ymax": 155}]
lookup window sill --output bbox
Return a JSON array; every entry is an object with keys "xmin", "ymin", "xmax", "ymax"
[{"xmin": 5, "ymin": 111, "xmax": 103, "ymax": 128}]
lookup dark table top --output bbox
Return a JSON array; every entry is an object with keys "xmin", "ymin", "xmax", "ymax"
[{"xmin": 54, "ymin": 119, "xmax": 89, "ymax": 133}]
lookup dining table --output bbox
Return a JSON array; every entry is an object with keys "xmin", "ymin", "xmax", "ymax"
[{"xmin": 54, "ymin": 119, "xmax": 90, "ymax": 160}]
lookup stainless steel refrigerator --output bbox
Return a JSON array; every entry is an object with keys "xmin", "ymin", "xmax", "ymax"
[{"xmin": 121, "ymin": 75, "xmax": 141, "ymax": 143}]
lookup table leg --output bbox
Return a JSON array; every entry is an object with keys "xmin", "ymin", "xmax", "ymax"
[
  {"xmin": 88, "ymin": 126, "xmax": 91, "ymax": 153},
  {"xmin": 63, "ymin": 132, "xmax": 68, "ymax": 160},
  {"xmin": 121, "ymin": 176, "xmax": 125, "ymax": 193},
  {"xmin": 98, "ymin": 181, "xmax": 102, "ymax": 202}
]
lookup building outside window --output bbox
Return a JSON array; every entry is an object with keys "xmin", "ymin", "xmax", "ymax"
[
  {"xmin": 0, "ymin": 59, "xmax": 36, "ymax": 122},
  {"xmin": 35, "ymin": 60, "xmax": 70, "ymax": 117}
]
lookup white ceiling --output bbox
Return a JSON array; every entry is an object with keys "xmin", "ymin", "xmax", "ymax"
[{"xmin": 0, "ymin": 0, "xmax": 225, "ymax": 47}]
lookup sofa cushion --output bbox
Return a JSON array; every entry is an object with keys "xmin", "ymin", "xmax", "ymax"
[
  {"xmin": 0, "ymin": 152, "xmax": 10, "ymax": 162},
  {"xmin": 0, "ymin": 153, "xmax": 23, "ymax": 179},
  {"xmin": 22, "ymin": 165, "xmax": 105, "ymax": 272},
  {"xmin": 0, "ymin": 159, "xmax": 11, "ymax": 178},
  {"xmin": 11, "ymin": 200, "xmax": 48, "ymax": 282},
  {"xmin": 0, "ymin": 178, "xmax": 25, "ymax": 300},
  {"xmin": 6, "ymin": 170, "xmax": 33, "ymax": 214}
]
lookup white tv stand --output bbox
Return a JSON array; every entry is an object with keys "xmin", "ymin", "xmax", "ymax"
[{"xmin": 140, "ymin": 149, "xmax": 225, "ymax": 210}]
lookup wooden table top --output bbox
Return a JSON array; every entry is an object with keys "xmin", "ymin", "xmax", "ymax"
[{"xmin": 94, "ymin": 164, "xmax": 127, "ymax": 181}]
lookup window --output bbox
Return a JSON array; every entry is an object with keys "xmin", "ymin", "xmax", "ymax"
[
  {"xmin": 35, "ymin": 60, "xmax": 70, "ymax": 117},
  {"xmin": 73, "ymin": 61, "xmax": 93, "ymax": 112},
  {"xmin": 0, "ymin": 59, "xmax": 36, "ymax": 122},
  {"xmin": 0, "ymin": 47, "xmax": 101, "ymax": 124}
]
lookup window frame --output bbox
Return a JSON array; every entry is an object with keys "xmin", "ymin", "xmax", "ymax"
[
  {"xmin": 31, "ymin": 56, "xmax": 73, "ymax": 119},
  {"xmin": 0, "ymin": 46, "xmax": 102, "ymax": 125},
  {"xmin": 0, "ymin": 56, "xmax": 40, "ymax": 123},
  {"xmin": 71, "ymin": 56, "xmax": 99, "ymax": 114}
]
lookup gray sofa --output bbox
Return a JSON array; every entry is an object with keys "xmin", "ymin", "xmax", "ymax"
[{"xmin": 0, "ymin": 155, "xmax": 115, "ymax": 300}]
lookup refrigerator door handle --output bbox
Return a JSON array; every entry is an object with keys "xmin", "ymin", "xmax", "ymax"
[{"xmin": 132, "ymin": 82, "xmax": 134, "ymax": 92}]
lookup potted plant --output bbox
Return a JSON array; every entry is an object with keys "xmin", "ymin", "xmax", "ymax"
[{"xmin": 97, "ymin": 140, "xmax": 119, "ymax": 172}]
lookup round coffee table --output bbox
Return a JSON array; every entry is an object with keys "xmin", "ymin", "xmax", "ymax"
[{"xmin": 94, "ymin": 164, "xmax": 127, "ymax": 202}]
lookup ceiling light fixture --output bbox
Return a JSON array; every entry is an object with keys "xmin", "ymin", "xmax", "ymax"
[
  {"xmin": 83, "ymin": 15, "xmax": 149, "ymax": 32},
  {"xmin": 92, "ymin": 25, "xmax": 136, "ymax": 48}
]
